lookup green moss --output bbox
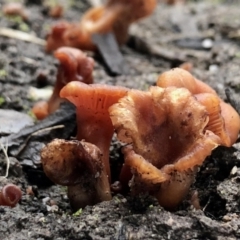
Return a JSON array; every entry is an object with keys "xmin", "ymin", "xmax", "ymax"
[
  {"xmin": 73, "ymin": 208, "xmax": 82, "ymax": 216},
  {"xmin": 0, "ymin": 69, "xmax": 7, "ymax": 77},
  {"xmin": 6, "ymin": 16, "xmax": 30, "ymax": 32},
  {"xmin": 0, "ymin": 97, "xmax": 5, "ymax": 106}
]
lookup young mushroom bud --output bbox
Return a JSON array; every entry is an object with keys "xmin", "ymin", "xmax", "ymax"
[
  {"xmin": 32, "ymin": 47, "xmax": 94, "ymax": 120},
  {"xmin": 0, "ymin": 184, "xmax": 22, "ymax": 208},
  {"xmin": 46, "ymin": 0, "xmax": 156, "ymax": 51},
  {"xmin": 157, "ymin": 68, "xmax": 240, "ymax": 147},
  {"xmin": 41, "ymin": 139, "xmax": 111, "ymax": 211},
  {"xmin": 109, "ymin": 86, "xmax": 221, "ymax": 209},
  {"xmin": 60, "ymin": 81, "xmax": 128, "ymax": 182}
]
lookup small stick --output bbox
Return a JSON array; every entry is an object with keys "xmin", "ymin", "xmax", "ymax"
[
  {"xmin": 16, "ymin": 125, "xmax": 65, "ymax": 156},
  {"xmin": 0, "ymin": 138, "xmax": 10, "ymax": 178},
  {"xmin": 0, "ymin": 28, "xmax": 46, "ymax": 45}
]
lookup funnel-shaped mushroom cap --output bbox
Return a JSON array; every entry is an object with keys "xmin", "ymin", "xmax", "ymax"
[
  {"xmin": 60, "ymin": 81, "xmax": 128, "ymax": 179},
  {"xmin": 110, "ymin": 86, "xmax": 218, "ymax": 168},
  {"xmin": 157, "ymin": 68, "xmax": 198, "ymax": 94},
  {"xmin": 157, "ymin": 68, "xmax": 240, "ymax": 147},
  {"xmin": 46, "ymin": 0, "xmax": 156, "ymax": 51},
  {"xmin": 47, "ymin": 47, "xmax": 94, "ymax": 115},
  {"xmin": 60, "ymin": 81, "xmax": 128, "ymax": 123},
  {"xmin": 195, "ymin": 93, "xmax": 231, "ymax": 146},
  {"xmin": 110, "ymin": 86, "xmax": 220, "ymax": 208},
  {"xmin": 54, "ymin": 47, "xmax": 94, "ymax": 85},
  {"xmin": 77, "ymin": 0, "xmax": 156, "ymax": 48},
  {"xmin": 220, "ymin": 101, "xmax": 240, "ymax": 146},
  {"xmin": 45, "ymin": 21, "xmax": 72, "ymax": 52}
]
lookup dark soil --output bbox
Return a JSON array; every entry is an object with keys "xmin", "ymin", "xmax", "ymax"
[{"xmin": 1, "ymin": 0, "xmax": 240, "ymax": 239}]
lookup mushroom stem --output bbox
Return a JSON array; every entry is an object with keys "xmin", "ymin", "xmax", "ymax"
[{"xmin": 60, "ymin": 81, "xmax": 128, "ymax": 181}]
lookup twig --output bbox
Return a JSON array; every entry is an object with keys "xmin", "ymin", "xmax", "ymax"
[
  {"xmin": 0, "ymin": 28, "xmax": 46, "ymax": 45},
  {"xmin": 16, "ymin": 125, "xmax": 65, "ymax": 156},
  {"xmin": 0, "ymin": 138, "xmax": 10, "ymax": 179},
  {"xmin": 88, "ymin": 0, "xmax": 103, "ymax": 7}
]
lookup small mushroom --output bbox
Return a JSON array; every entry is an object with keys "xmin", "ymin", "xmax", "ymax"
[
  {"xmin": 157, "ymin": 68, "xmax": 240, "ymax": 146},
  {"xmin": 41, "ymin": 139, "xmax": 111, "ymax": 210},
  {"xmin": 46, "ymin": 0, "xmax": 156, "ymax": 51},
  {"xmin": 60, "ymin": 81, "xmax": 128, "ymax": 181},
  {"xmin": 32, "ymin": 47, "xmax": 94, "ymax": 120},
  {"xmin": 109, "ymin": 86, "xmax": 220, "ymax": 209},
  {"xmin": 0, "ymin": 184, "xmax": 22, "ymax": 208},
  {"xmin": 3, "ymin": 3, "xmax": 28, "ymax": 21}
]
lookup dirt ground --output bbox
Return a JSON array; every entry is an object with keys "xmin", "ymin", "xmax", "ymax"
[{"xmin": 1, "ymin": 0, "xmax": 240, "ymax": 239}]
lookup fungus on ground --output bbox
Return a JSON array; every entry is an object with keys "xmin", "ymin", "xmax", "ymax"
[
  {"xmin": 60, "ymin": 81, "xmax": 128, "ymax": 182},
  {"xmin": 0, "ymin": 184, "xmax": 22, "ymax": 207},
  {"xmin": 41, "ymin": 139, "xmax": 111, "ymax": 211},
  {"xmin": 3, "ymin": 2, "xmax": 29, "ymax": 21},
  {"xmin": 46, "ymin": 0, "xmax": 156, "ymax": 52},
  {"xmin": 109, "ymin": 86, "xmax": 221, "ymax": 209},
  {"xmin": 32, "ymin": 47, "xmax": 94, "ymax": 120},
  {"xmin": 157, "ymin": 68, "xmax": 240, "ymax": 147}
]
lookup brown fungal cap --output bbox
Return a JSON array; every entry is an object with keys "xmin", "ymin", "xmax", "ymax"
[
  {"xmin": 54, "ymin": 47, "xmax": 94, "ymax": 85},
  {"xmin": 110, "ymin": 86, "xmax": 215, "ymax": 168},
  {"xmin": 32, "ymin": 47, "xmax": 94, "ymax": 119},
  {"xmin": 157, "ymin": 68, "xmax": 240, "ymax": 147},
  {"xmin": 0, "ymin": 184, "xmax": 22, "ymax": 208},
  {"xmin": 41, "ymin": 139, "xmax": 103, "ymax": 185},
  {"xmin": 41, "ymin": 139, "xmax": 111, "ymax": 210},
  {"xmin": 46, "ymin": 0, "xmax": 156, "ymax": 51},
  {"xmin": 110, "ymin": 86, "xmax": 220, "ymax": 208}
]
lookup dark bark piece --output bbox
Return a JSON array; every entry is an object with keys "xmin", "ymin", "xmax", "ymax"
[{"xmin": 92, "ymin": 32, "xmax": 129, "ymax": 75}]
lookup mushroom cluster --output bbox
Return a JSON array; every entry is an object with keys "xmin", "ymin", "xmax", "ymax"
[
  {"xmin": 46, "ymin": 0, "xmax": 156, "ymax": 52},
  {"xmin": 41, "ymin": 82, "xmax": 128, "ymax": 211},
  {"xmin": 41, "ymin": 68, "xmax": 240, "ymax": 211}
]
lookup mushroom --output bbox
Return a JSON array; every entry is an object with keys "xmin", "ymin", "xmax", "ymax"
[
  {"xmin": 109, "ymin": 86, "xmax": 221, "ymax": 209},
  {"xmin": 46, "ymin": 0, "xmax": 156, "ymax": 52},
  {"xmin": 3, "ymin": 2, "xmax": 28, "ymax": 21},
  {"xmin": 0, "ymin": 184, "xmax": 22, "ymax": 207},
  {"xmin": 41, "ymin": 139, "xmax": 111, "ymax": 211},
  {"xmin": 157, "ymin": 68, "xmax": 240, "ymax": 146},
  {"xmin": 60, "ymin": 81, "xmax": 128, "ymax": 181},
  {"xmin": 32, "ymin": 47, "xmax": 94, "ymax": 120}
]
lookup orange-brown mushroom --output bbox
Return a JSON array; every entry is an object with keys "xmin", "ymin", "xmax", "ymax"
[
  {"xmin": 41, "ymin": 139, "xmax": 111, "ymax": 210},
  {"xmin": 60, "ymin": 81, "xmax": 128, "ymax": 181},
  {"xmin": 32, "ymin": 47, "xmax": 94, "ymax": 120},
  {"xmin": 46, "ymin": 0, "xmax": 156, "ymax": 52},
  {"xmin": 0, "ymin": 184, "xmax": 22, "ymax": 208},
  {"xmin": 109, "ymin": 86, "xmax": 221, "ymax": 209},
  {"xmin": 3, "ymin": 3, "xmax": 28, "ymax": 21},
  {"xmin": 157, "ymin": 68, "xmax": 240, "ymax": 146}
]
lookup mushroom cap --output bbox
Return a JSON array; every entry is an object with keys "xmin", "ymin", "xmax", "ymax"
[
  {"xmin": 54, "ymin": 47, "xmax": 94, "ymax": 85},
  {"xmin": 45, "ymin": 21, "xmax": 71, "ymax": 52},
  {"xmin": 157, "ymin": 68, "xmax": 240, "ymax": 147},
  {"xmin": 111, "ymin": 86, "xmax": 220, "ymax": 209},
  {"xmin": 110, "ymin": 86, "xmax": 212, "ymax": 169},
  {"xmin": 220, "ymin": 101, "xmax": 240, "ymax": 146},
  {"xmin": 32, "ymin": 101, "xmax": 49, "ymax": 120},
  {"xmin": 157, "ymin": 68, "xmax": 198, "ymax": 94},
  {"xmin": 60, "ymin": 81, "xmax": 128, "ymax": 118},
  {"xmin": 0, "ymin": 184, "xmax": 22, "ymax": 208},
  {"xmin": 195, "ymin": 93, "xmax": 231, "ymax": 146},
  {"xmin": 106, "ymin": 0, "xmax": 156, "ymax": 22},
  {"xmin": 41, "ymin": 139, "xmax": 103, "ymax": 186}
]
